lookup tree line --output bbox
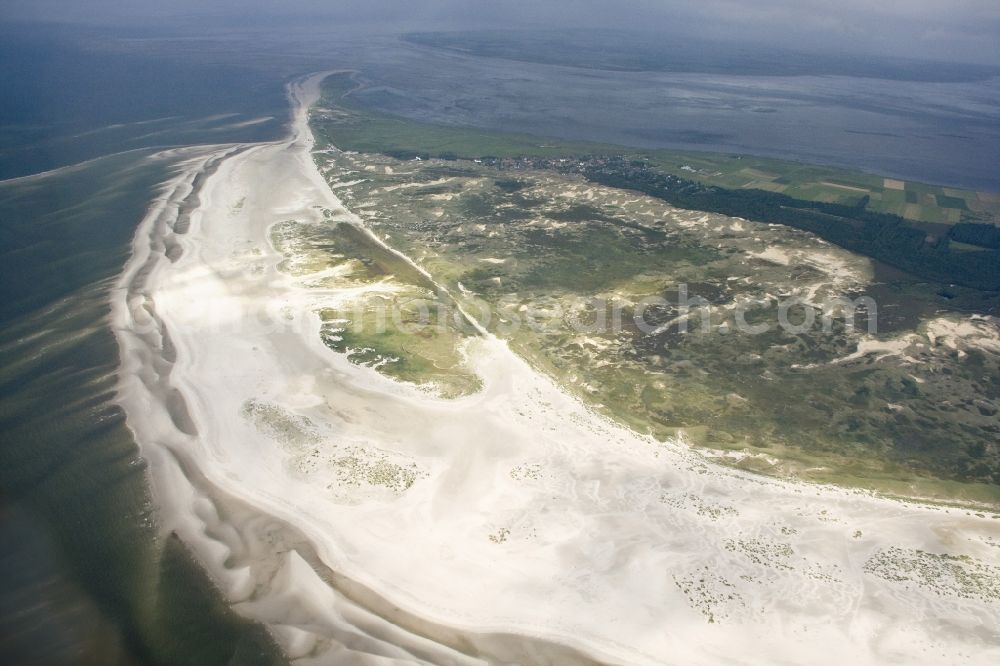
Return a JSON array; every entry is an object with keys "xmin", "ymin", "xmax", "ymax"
[{"xmin": 582, "ymin": 162, "xmax": 1000, "ymax": 291}]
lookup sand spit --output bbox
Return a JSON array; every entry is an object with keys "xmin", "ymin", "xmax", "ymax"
[
  {"xmin": 112, "ymin": 74, "xmax": 612, "ymax": 665},
  {"xmin": 112, "ymin": 73, "xmax": 1000, "ymax": 665}
]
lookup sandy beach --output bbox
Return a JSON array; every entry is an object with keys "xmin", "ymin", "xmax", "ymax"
[{"xmin": 110, "ymin": 73, "xmax": 1000, "ymax": 664}]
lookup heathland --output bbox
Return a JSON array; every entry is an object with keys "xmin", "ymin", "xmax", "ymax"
[{"xmin": 311, "ymin": 72, "xmax": 1000, "ymax": 505}]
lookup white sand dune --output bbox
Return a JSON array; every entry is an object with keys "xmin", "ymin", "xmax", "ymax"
[{"xmin": 111, "ymin": 73, "xmax": 1000, "ymax": 664}]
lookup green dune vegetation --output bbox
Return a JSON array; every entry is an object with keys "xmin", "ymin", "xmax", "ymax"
[
  {"xmin": 310, "ymin": 73, "xmax": 1000, "ymax": 508},
  {"xmin": 270, "ymin": 213, "xmax": 482, "ymax": 398}
]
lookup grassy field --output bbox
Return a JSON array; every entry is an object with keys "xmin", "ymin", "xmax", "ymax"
[
  {"xmin": 643, "ymin": 150, "xmax": 1000, "ymax": 225},
  {"xmin": 314, "ymin": 72, "xmax": 999, "ymax": 227}
]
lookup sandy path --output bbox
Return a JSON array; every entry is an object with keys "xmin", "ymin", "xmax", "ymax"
[{"xmin": 112, "ymin": 74, "xmax": 1000, "ymax": 665}]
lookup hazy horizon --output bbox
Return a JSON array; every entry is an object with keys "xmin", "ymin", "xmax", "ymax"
[{"xmin": 2, "ymin": 0, "xmax": 999, "ymax": 67}]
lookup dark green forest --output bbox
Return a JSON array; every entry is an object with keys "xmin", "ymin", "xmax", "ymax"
[{"xmin": 582, "ymin": 158, "xmax": 1000, "ymax": 292}]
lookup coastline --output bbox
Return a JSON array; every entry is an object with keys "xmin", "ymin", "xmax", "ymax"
[
  {"xmin": 110, "ymin": 73, "xmax": 1000, "ymax": 664},
  {"xmin": 110, "ymin": 74, "xmax": 622, "ymax": 664}
]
